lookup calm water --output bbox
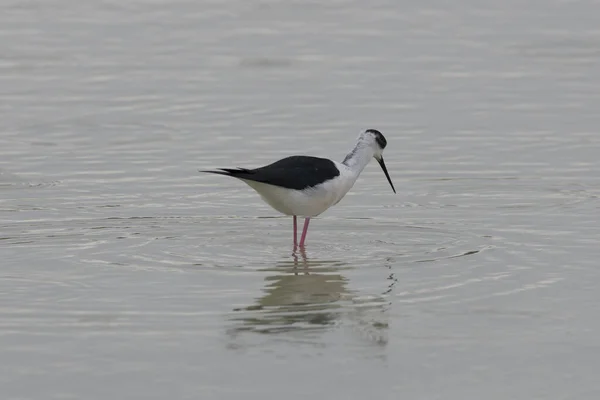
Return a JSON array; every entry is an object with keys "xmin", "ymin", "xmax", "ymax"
[{"xmin": 2, "ymin": 0, "xmax": 600, "ymax": 399}]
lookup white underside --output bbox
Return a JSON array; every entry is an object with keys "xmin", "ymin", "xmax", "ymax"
[{"xmin": 240, "ymin": 162, "xmax": 358, "ymax": 217}]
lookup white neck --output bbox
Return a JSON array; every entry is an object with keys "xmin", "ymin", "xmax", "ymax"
[{"xmin": 342, "ymin": 141, "xmax": 375, "ymax": 175}]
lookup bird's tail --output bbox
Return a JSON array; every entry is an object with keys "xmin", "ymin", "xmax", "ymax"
[{"xmin": 199, "ymin": 168, "xmax": 253, "ymax": 178}]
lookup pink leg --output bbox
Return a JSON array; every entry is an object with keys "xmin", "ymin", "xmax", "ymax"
[
  {"xmin": 293, "ymin": 216, "xmax": 298, "ymax": 248},
  {"xmin": 298, "ymin": 217, "xmax": 311, "ymax": 248}
]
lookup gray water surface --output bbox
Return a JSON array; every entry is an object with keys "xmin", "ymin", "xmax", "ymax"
[{"xmin": 2, "ymin": 1, "xmax": 600, "ymax": 399}]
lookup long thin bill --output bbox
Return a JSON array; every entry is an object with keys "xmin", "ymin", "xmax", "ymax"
[{"xmin": 377, "ymin": 157, "xmax": 396, "ymax": 194}]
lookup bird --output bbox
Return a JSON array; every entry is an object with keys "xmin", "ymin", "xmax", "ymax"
[{"xmin": 201, "ymin": 129, "xmax": 395, "ymax": 249}]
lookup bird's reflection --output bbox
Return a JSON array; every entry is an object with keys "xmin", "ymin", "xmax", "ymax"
[
  {"xmin": 228, "ymin": 250, "xmax": 392, "ymax": 352},
  {"xmin": 230, "ymin": 249, "xmax": 351, "ymax": 334}
]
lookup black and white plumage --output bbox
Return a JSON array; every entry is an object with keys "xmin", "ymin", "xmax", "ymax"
[
  {"xmin": 201, "ymin": 129, "xmax": 395, "ymax": 247},
  {"xmin": 205, "ymin": 155, "xmax": 340, "ymax": 191}
]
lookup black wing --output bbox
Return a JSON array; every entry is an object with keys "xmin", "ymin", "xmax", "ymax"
[{"xmin": 202, "ymin": 156, "xmax": 340, "ymax": 190}]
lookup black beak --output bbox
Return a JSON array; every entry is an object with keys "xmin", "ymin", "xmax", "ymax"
[{"xmin": 377, "ymin": 156, "xmax": 396, "ymax": 194}]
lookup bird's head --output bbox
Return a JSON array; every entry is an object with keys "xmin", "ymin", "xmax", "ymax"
[{"xmin": 359, "ymin": 129, "xmax": 395, "ymax": 193}]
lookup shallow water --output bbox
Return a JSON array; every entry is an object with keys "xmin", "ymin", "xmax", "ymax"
[{"xmin": 2, "ymin": 0, "xmax": 600, "ymax": 399}]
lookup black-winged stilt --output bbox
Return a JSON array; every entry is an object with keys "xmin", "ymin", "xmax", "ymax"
[{"xmin": 202, "ymin": 129, "xmax": 395, "ymax": 248}]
